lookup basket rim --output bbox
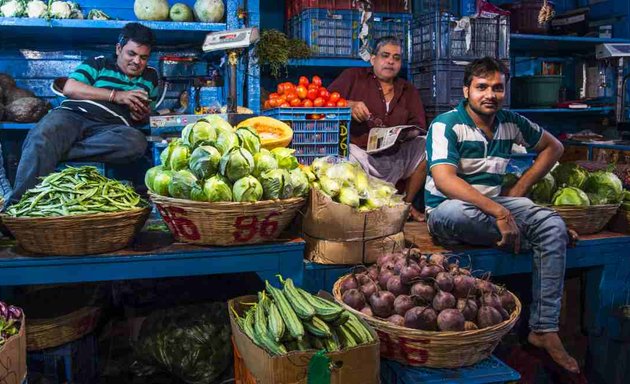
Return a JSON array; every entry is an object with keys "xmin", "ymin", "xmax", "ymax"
[
  {"xmin": 149, "ymin": 192, "xmax": 305, "ymax": 207},
  {"xmin": 332, "ymin": 273, "xmax": 521, "ymax": 338},
  {"xmin": 548, "ymin": 203, "xmax": 621, "ymax": 210},
  {"xmin": 0, "ymin": 205, "xmax": 150, "ymax": 222}
]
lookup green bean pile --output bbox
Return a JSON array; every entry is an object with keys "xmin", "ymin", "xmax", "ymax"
[{"xmin": 7, "ymin": 166, "xmax": 145, "ymax": 218}]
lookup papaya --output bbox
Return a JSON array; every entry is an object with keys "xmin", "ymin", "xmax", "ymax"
[{"xmin": 236, "ymin": 116, "xmax": 293, "ymax": 150}]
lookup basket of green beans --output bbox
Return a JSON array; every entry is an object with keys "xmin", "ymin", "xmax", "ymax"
[{"xmin": 1, "ymin": 166, "xmax": 150, "ymax": 256}]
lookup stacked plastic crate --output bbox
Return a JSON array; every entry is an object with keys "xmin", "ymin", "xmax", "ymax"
[{"xmin": 410, "ymin": 5, "xmax": 511, "ymax": 127}]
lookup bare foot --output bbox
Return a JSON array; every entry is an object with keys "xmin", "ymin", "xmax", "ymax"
[
  {"xmin": 567, "ymin": 229, "xmax": 579, "ymax": 248},
  {"xmin": 409, "ymin": 206, "xmax": 425, "ymax": 222},
  {"xmin": 528, "ymin": 331, "xmax": 580, "ymax": 373}
]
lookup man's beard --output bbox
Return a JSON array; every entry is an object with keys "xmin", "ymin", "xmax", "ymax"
[{"xmin": 468, "ymin": 100, "xmax": 500, "ymax": 117}]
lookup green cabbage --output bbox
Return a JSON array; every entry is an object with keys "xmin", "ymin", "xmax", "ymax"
[
  {"xmin": 259, "ymin": 169, "xmax": 288, "ymax": 200},
  {"xmin": 190, "ymin": 185, "xmax": 206, "ymax": 201},
  {"xmin": 184, "ymin": 120, "xmax": 218, "ymax": 148},
  {"xmin": 325, "ymin": 162, "xmax": 357, "ymax": 185},
  {"xmin": 252, "ymin": 148, "xmax": 279, "ymax": 177},
  {"xmin": 288, "ymin": 168, "xmax": 310, "ymax": 198},
  {"xmin": 311, "ymin": 157, "xmax": 332, "ymax": 177},
  {"xmin": 168, "ymin": 170, "xmax": 198, "ymax": 200},
  {"xmin": 220, "ymin": 147, "xmax": 255, "ymax": 182},
  {"xmin": 337, "ymin": 187, "xmax": 361, "ymax": 207},
  {"xmin": 152, "ymin": 169, "xmax": 173, "ymax": 197},
  {"xmin": 160, "ymin": 139, "xmax": 182, "ymax": 170},
  {"xmin": 235, "ymin": 126, "xmax": 261, "ymax": 155},
  {"xmin": 203, "ymin": 175, "xmax": 233, "ymax": 202},
  {"xmin": 319, "ymin": 175, "xmax": 341, "ymax": 197},
  {"xmin": 168, "ymin": 143, "xmax": 191, "ymax": 171},
  {"xmin": 200, "ymin": 115, "xmax": 233, "ymax": 135},
  {"xmin": 581, "ymin": 170, "xmax": 624, "ymax": 205},
  {"xmin": 530, "ymin": 173, "xmax": 556, "ymax": 204},
  {"xmin": 144, "ymin": 165, "xmax": 163, "ymax": 192},
  {"xmin": 271, "ymin": 147, "xmax": 299, "ymax": 170},
  {"xmin": 233, "ymin": 175, "xmax": 263, "ymax": 202},
  {"xmin": 215, "ymin": 130, "xmax": 240, "ymax": 155},
  {"xmin": 552, "ymin": 163, "xmax": 589, "ymax": 189},
  {"xmin": 189, "ymin": 145, "xmax": 221, "ymax": 180},
  {"xmin": 552, "ymin": 187, "xmax": 590, "ymax": 206}
]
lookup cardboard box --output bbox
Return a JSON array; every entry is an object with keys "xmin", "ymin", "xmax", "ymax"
[
  {"xmin": 0, "ymin": 316, "xmax": 27, "ymax": 384},
  {"xmin": 228, "ymin": 296, "xmax": 380, "ymax": 384},
  {"xmin": 303, "ymin": 188, "xmax": 409, "ymax": 264},
  {"xmin": 305, "ymin": 231, "xmax": 405, "ymax": 264}
]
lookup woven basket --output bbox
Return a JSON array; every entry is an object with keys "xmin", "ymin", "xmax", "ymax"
[
  {"xmin": 26, "ymin": 306, "xmax": 101, "ymax": 351},
  {"xmin": 609, "ymin": 209, "xmax": 630, "ymax": 234},
  {"xmin": 1, "ymin": 207, "xmax": 150, "ymax": 256},
  {"xmin": 150, "ymin": 193, "xmax": 305, "ymax": 246},
  {"xmin": 551, "ymin": 204, "xmax": 620, "ymax": 235},
  {"xmin": 332, "ymin": 274, "xmax": 521, "ymax": 368}
]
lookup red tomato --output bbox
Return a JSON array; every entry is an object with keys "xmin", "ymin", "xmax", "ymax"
[
  {"xmin": 306, "ymin": 88, "xmax": 319, "ymax": 101},
  {"xmin": 263, "ymin": 100, "xmax": 271, "ymax": 109},
  {"xmin": 285, "ymin": 91, "xmax": 298, "ymax": 103},
  {"xmin": 336, "ymin": 98, "xmax": 348, "ymax": 107},
  {"xmin": 302, "ymin": 99, "xmax": 314, "ymax": 108},
  {"xmin": 329, "ymin": 92, "xmax": 341, "ymax": 103},
  {"xmin": 319, "ymin": 88, "xmax": 330, "ymax": 100},
  {"xmin": 284, "ymin": 82, "xmax": 296, "ymax": 93},
  {"xmin": 308, "ymin": 84, "xmax": 319, "ymax": 91},
  {"xmin": 311, "ymin": 75, "xmax": 322, "ymax": 87},
  {"xmin": 309, "ymin": 114, "xmax": 323, "ymax": 120},
  {"xmin": 290, "ymin": 98, "xmax": 302, "ymax": 107},
  {"xmin": 279, "ymin": 102, "xmax": 290, "ymax": 107},
  {"xmin": 269, "ymin": 92, "xmax": 280, "ymax": 99},
  {"xmin": 268, "ymin": 98, "xmax": 279, "ymax": 107},
  {"xmin": 313, "ymin": 97, "xmax": 325, "ymax": 107},
  {"xmin": 295, "ymin": 85, "xmax": 307, "ymax": 99},
  {"xmin": 325, "ymin": 101, "xmax": 336, "ymax": 107},
  {"xmin": 276, "ymin": 83, "xmax": 285, "ymax": 95},
  {"xmin": 298, "ymin": 76, "xmax": 309, "ymax": 86}
]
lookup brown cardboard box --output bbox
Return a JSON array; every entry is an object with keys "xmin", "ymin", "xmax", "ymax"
[
  {"xmin": 303, "ymin": 189, "xmax": 409, "ymax": 264},
  {"xmin": 305, "ymin": 232, "xmax": 405, "ymax": 264},
  {"xmin": 0, "ymin": 316, "xmax": 27, "ymax": 384},
  {"xmin": 228, "ymin": 296, "xmax": 380, "ymax": 384}
]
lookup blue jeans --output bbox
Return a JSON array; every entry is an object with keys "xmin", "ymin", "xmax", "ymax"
[
  {"xmin": 0, "ymin": 143, "xmax": 12, "ymax": 202},
  {"xmin": 11, "ymin": 109, "xmax": 147, "ymax": 203},
  {"xmin": 427, "ymin": 197, "xmax": 567, "ymax": 332}
]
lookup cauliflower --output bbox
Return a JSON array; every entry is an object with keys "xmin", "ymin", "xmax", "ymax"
[
  {"xmin": 67, "ymin": 1, "xmax": 82, "ymax": 19},
  {"xmin": 49, "ymin": 0, "xmax": 71, "ymax": 19},
  {"xmin": 26, "ymin": 0, "xmax": 47, "ymax": 18},
  {"xmin": 1, "ymin": 0, "xmax": 26, "ymax": 17}
]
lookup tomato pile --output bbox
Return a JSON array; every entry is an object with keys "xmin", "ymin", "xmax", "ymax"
[{"xmin": 263, "ymin": 76, "xmax": 348, "ymax": 109}]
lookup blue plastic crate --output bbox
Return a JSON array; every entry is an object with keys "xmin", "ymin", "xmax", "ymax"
[
  {"xmin": 27, "ymin": 334, "xmax": 98, "ymax": 384},
  {"xmin": 369, "ymin": 13, "xmax": 411, "ymax": 55},
  {"xmin": 380, "ymin": 355, "xmax": 521, "ymax": 384},
  {"xmin": 507, "ymin": 153, "xmax": 537, "ymax": 175},
  {"xmin": 289, "ymin": 8, "xmax": 360, "ymax": 58},
  {"xmin": 262, "ymin": 107, "xmax": 351, "ymax": 165}
]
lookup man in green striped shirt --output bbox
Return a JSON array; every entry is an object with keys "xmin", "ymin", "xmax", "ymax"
[
  {"xmin": 425, "ymin": 58, "xmax": 579, "ymax": 373},
  {"xmin": 10, "ymin": 23, "xmax": 158, "ymax": 203}
]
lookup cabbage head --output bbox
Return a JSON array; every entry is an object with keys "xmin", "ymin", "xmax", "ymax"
[
  {"xmin": 152, "ymin": 169, "xmax": 173, "ymax": 197},
  {"xmin": 189, "ymin": 145, "xmax": 221, "ymax": 180},
  {"xmin": 190, "ymin": 186, "xmax": 206, "ymax": 202},
  {"xmin": 168, "ymin": 170, "xmax": 198, "ymax": 199},
  {"xmin": 337, "ymin": 186, "xmax": 361, "ymax": 207},
  {"xmin": 326, "ymin": 162, "xmax": 357, "ymax": 186},
  {"xmin": 253, "ymin": 149, "xmax": 278, "ymax": 177},
  {"xmin": 168, "ymin": 143, "xmax": 191, "ymax": 171},
  {"xmin": 233, "ymin": 176, "xmax": 263, "ymax": 202},
  {"xmin": 303, "ymin": 166, "xmax": 317, "ymax": 183},
  {"xmin": 199, "ymin": 115, "xmax": 233, "ymax": 135},
  {"xmin": 144, "ymin": 165, "xmax": 163, "ymax": 192},
  {"xmin": 215, "ymin": 130, "xmax": 240, "ymax": 155},
  {"xmin": 235, "ymin": 127, "xmax": 261, "ymax": 155},
  {"xmin": 220, "ymin": 147, "xmax": 255, "ymax": 182},
  {"xmin": 288, "ymin": 168, "xmax": 310, "ymax": 198},
  {"xmin": 203, "ymin": 175, "xmax": 233, "ymax": 202},
  {"xmin": 318, "ymin": 175, "xmax": 341, "ymax": 198},
  {"xmin": 160, "ymin": 139, "xmax": 182, "ymax": 169},
  {"xmin": 311, "ymin": 157, "xmax": 333, "ymax": 177},
  {"xmin": 581, "ymin": 170, "xmax": 623, "ymax": 205},
  {"xmin": 271, "ymin": 147, "xmax": 299, "ymax": 170},
  {"xmin": 552, "ymin": 163, "xmax": 589, "ymax": 189},
  {"xmin": 259, "ymin": 169, "xmax": 288, "ymax": 200},
  {"xmin": 184, "ymin": 120, "xmax": 217, "ymax": 148},
  {"xmin": 552, "ymin": 187, "xmax": 590, "ymax": 206},
  {"xmin": 530, "ymin": 173, "xmax": 556, "ymax": 204}
]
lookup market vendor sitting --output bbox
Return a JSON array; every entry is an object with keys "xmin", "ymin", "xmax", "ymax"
[
  {"xmin": 8, "ymin": 22, "xmax": 158, "ymax": 204},
  {"xmin": 425, "ymin": 57, "xmax": 579, "ymax": 373},
  {"xmin": 328, "ymin": 36, "xmax": 427, "ymax": 221}
]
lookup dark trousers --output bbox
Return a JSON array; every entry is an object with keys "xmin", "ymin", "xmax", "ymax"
[{"xmin": 10, "ymin": 109, "xmax": 147, "ymax": 203}]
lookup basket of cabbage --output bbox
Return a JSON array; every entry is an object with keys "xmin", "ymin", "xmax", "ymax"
[
  {"xmin": 146, "ymin": 115, "xmax": 308, "ymax": 246},
  {"xmin": 511, "ymin": 163, "xmax": 624, "ymax": 234}
]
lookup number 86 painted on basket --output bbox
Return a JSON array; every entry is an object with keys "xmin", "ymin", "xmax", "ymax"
[{"xmin": 233, "ymin": 212, "xmax": 280, "ymax": 242}]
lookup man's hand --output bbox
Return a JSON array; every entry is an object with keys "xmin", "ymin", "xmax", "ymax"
[
  {"xmin": 130, "ymin": 109, "xmax": 150, "ymax": 122},
  {"xmin": 347, "ymin": 100, "xmax": 370, "ymax": 122},
  {"xmin": 495, "ymin": 210, "xmax": 521, "ymax": 253},
  {"xmin": 114, "ymin": 90, "xmax": 150, "ymax": 115},
  {"xmin": 501, "ymin": 182, "xmax": 528, "ymax": 198}
]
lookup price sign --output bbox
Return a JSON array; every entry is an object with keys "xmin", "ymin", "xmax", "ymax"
[
  {"xmin": 232, "ymin": 211, "xmax": 281, "ymax": 242},
  {"xmin": 157, "ymin": 205, "xmax": 201, "ymax": 241}
]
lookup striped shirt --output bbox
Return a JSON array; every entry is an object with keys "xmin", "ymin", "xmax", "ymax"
[
  {"xmin": 425, "ymin": 100, "xmax": 544, "ymax": 212},
  {"xmin": 61, "ymin": 55, "xmax": 158, "ymax": 126}
]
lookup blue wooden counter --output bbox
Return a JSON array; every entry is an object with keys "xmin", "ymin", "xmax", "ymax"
[{"xmin": 0, "ymin": 235, "xmax": 305, "ymax": 287}]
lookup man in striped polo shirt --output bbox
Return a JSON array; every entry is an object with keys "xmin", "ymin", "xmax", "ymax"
[
  {"xmin": 425, "ymin": 58, "xmax": 579, "ymax": 373},
  {"xmin": 10, "ymin": 23, "xmax": 158, "ymax": 203}
]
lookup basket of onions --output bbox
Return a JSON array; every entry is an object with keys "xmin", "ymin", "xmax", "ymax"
[{"xmin": 332, "ymin": 251, "xmax": 521, "ymax": 368}]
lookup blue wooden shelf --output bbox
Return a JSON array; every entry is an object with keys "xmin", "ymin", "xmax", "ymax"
[
  {"xmin": 510, "ymin": 33, "xmax": 630, "ymax": 54},
  {"xmin": 0, "ymin": 17, "xmax": 226, "ymax": 46},
  {"xmin": 510, "ymin": 106, "xmax": 615, "ymax": 114},
  {"xmin": 0, "ymin": 122, "xmax": 36, "ymax": 130}
]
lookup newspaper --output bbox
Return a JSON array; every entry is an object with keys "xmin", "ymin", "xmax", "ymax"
[{"xmin": 366, "ymin": 125, "xmax": 425, "ymax": 154}]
